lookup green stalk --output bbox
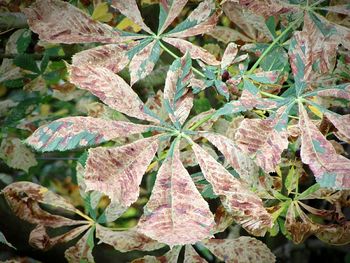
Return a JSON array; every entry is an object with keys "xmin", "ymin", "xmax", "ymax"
[
  {"xmin": 247, "ymin": 18, "xmax": 301, "ymax": 74},
  {"xmin": 188, "ymin": 112, "xmax": 215, "ymax": 131},
  {"xmin": 159, "ymin": 41, "xmax": 205, "ymax": 78}
]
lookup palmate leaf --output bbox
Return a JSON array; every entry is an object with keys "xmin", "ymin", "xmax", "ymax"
[
  {"xmin": 26, "ymin": 117, "xmax": 152, "ymax": 152},
  {"xmin": 202, "ymin": 237, "xmax": 276, "ymax": 263},
  {"xmin": 298, "ymin": 104, "xmax": 350, "ymax": 189},
  {"xmin": 137, "ymin": 140, "xmax": 215, "ymax": 247},
  {"xmin": 23, "ymin": 0, "xmax": 126, "ymax": 44},
  {"xmin": 68, "ymin": 65, "xmax": 159, "ymax": 123},
  {"xmin": 234, "ymin": 105, "xmax": 290, "ymax": 173},
  {"xmin": 191, "ymin": 143, "xmax": 273, "ymax": 236},
  {"xmin": 84, "ymin": 136, "xmax": 159, "ymax": 216}
]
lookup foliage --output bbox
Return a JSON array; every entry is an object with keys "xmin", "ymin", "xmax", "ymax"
[{"xmin": 0, "ymin": 0, "xmax": 349, "ymax": 262}]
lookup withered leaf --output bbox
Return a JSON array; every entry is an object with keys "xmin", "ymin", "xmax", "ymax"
[
  {"xmin": 158, "ymin": 0, "xmax": 188, "ymax": 35},
  {"xmin": 201, "ymin": 132, "xmax": 259, "ymax": 184},
  {"xmin": 96, "ymin": 224, "xmax": 164, "ymax": 252},
  {"xmin": 324, "ymin": 112, "xmax": 350, "ymax": 142},
  {"xmin": 2, "ymin": 182, "xmax": 87, "ymax": 227},
  {"xmin": 131, "ymin": 246, "xmax": 181, "ymax": 263},
  {"xmin": 166, "ymin": 0, "xmax": 219, "ymax": 38},
  {"xmin": 163, "ymin": 37, "xmax": 220, "ymax": 66},
  {"xmin": 26, "ymin": 117, "xmax": 153, "ymax": 152},
  {"xmin": 24, "ymin": 0, "xmax": 123, "ymax": 44},
  {"xmin": 138, "ymin": 141, "xmax": 215, "ymax": 247},
  {"xmin": 84, "ymin": 136, "xmax": 159, "ymax": 216},
  {"xmin": 192, "ymin": 143, "xmax": 273, "ymax": 236},
  {"xmin": 235, "ymin": 106, "xmax": 290, "ymax": 173},
  {"xmin": 202, "ymin": 236, "xmax": 276, "ymax": 263},
  {"xmin": 129, "ymin": 40, "xmax": 161, "ymax": 86},
  {"xmin": 69, "ymin": 65, "xmax": 158, "ymax": 123},
  {"xmin": 72, "ymin": 43, "xmax": 136, "ymax": 73},
  {"xmin": 65, "ymin": 227, "xmax": 95, "ymax": 263},
  {"xmin": 298, "ymin": 104, "xmax": 350, "ymax": 189},
  {"xmin": 0, "ymin": 137, "xmax": 37, "ymax": 172},
  {"xmin": 111, "ymin": 0, "xmax": 153, "ymax": 34},
  {"xmin": 184, "ymin": 245, "xmax": 207, "ymax": 263}
]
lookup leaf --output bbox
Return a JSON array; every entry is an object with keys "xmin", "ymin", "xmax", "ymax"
[
  {"xmin": 72, "ymin": 43, "xmax": 135, "ymax": 73},
  {"xmin": 191, "ymin": 143, "xmax": 273, "ymax": 236},
  {"xmin": 96, "ymin": 224, "xmax": 164, "ymax": 252},
  {"xmin": 201, "ymin": 132, "xmax": 259, "ymax": 184},
  {"xmin": 26, "ymin": 117, "xmax": 152, "ymax": 152},
  {"xmin": 221, "ymin": 42, "xmax": 238, "ymax": 70},
  {"xmin": 184, "ymin": 245, "xmax": 207, "ymax": 263},
  {"xmin": 91, "ymin": 2, "xmax": 113, "ymax": 22},
  {"xmin": 298, "ymin": 104, "xmax": 350, "ymax": 189},
  {"xmin": 0, "ymin": 137, "xmax": 37, "ymax": 172},
  {"xmin": 68, "ymin": 65, "xmax": 158, "ymax": 123},
  {"xmin": 24, "ymin": 0, "xmax": 124, "ymax": 44},
  {"xmin": 0, "ymin": 231, "xmax": 16, "ymax": 249},
  {"xmin": 129, "ymin": 40, "xmax": 161, "ymax": 85},
  {"xmin": 65, "ymin": 227, "xmax": 95, "ymax": 263},
  {"xmin": 138, "ymin": 140, "xmax": 215, "ymax": 247},
  {"xmin": 13, "ymin": 54, "xmax": 40, "ymax": 74},
  {"xmin": 158, "ymin": 0, "xmax": 188, "ymax": 35},
  {"xmin": 234, "ymin": 106, "xmax": 290, "ymax": 173},
  {"xmin": 84, "ymin": 136, "xmax": 159, "ymax": 216},
  {"xmin": 163, "ymin": 37, "xmax": 220, "ymax": 66},
  {"xmin": 29, "ymin": 224, "xmax": 90, "ymax": 251},
  {"xmin": 303, "ymin": 84, "xmax": 350, "ymax": 100},
  {"xmin": 202, "ymin": 237, "xmax": 276, "ymax": 263},
  {"xmin": 324, "ymin": 112, "xmax": 350, "ymax": 142},
  {"xmin": 111, "ymin": 0, "xmax": 153, "ymax": 34},
  {"xmin": 167, "ymin": 0, "xmax": 219, "ymax": 38},
  {"xmin": 164, "ymin": 53, "xmax": 193, "ymax": 125},
  {"xmin": 132, "ymin": 246, "xmax": 181, "ymax": 263},
  {"xmin": 1, "ymin": 182, "xmax": 86, "ymax": 227},
  {"xmin": 213, "ymin": 205, "xmax": 234, "ymax": 234},
  {"xmin": 316, "ymin": 223, "xmax": 350, "ymax": 245},
  {"xmin": 207, "ymin": 26, "xmax": 253, "ymax": 43}
]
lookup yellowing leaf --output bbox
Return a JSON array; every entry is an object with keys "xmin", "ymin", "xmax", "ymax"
[
  {"xmin": 116, "ymin": 17, "xmax": 142, "ymax": 32},
  {"xmin": 308, "ymin": 104, "xmax": 323, "ymax": 118},
  {"xmin": 92, "ymin": 2, "xmax": 113, "ymax": 22}
]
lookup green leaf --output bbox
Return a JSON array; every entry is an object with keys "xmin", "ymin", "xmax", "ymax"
[
  {"xmin": 296, "ymin": 183, "xmax": 320, "ymax": 200},
  {"xmin": 13, "ymin": 54, "xmax": 40, "ymax": 74},
  {"xmin": 16, "ymin": 29, "xmax": 32, "ymax": 54}
]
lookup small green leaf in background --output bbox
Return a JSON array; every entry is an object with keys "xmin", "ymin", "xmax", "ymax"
[
  {"xmin": 16, "ymin": 29, "xmax": 32, "ymax": 54},
  {"xmin": 13, "ymin": 54, "xmax": 41, "ymax": 74}
]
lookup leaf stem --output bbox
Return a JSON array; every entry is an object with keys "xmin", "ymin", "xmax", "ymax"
[
  {"xmin": 260, "ymin": 91, "xmax": 285, "ymax": 100},
  {"xmin": 159, "ymin": 41, "xmax": 205, "ymax": 78},
  {"xmin": 188, "ymin": 112, "xmax": 215, "ymax": 131},
  {"xmin": 247, "ymin": 18, "xmax": 301, "ymax": 74}
]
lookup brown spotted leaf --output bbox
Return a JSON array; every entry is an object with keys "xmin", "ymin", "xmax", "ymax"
[
  {"xmin": 163, "ymin": 37, "xmax": 220, "ymax": 66},
  {"xmin": 65, "ymin": 228, "xmax": 95, "ymax": 263},
  {"xmin": 158, "ymin": 0, "xmax": 188, "ymax": 35},
  {"xmin": 69, "ymin": 65, "xmax": 158, "ymax": 122},
  {"xmin": 1, "ymin": 182, "xmax": 87, "ymax": 227},
  {"xmin": 137, "ymin": 141, "xmax": 215, "ymax": 247},
  {"xmin": 166, "ymin": 0, "xmax": 219, "ymax": 38},
  {"xmin": 201, "ymin": 132, "xmax": 259, "ymax": 185},
  {"xmin": 184, "ymin": 245, "xmax": 207, "ymax": 263},
  {"xmin": 316, "ymin": 222, "xmax": 350, "ymax": 245},
  {"xmin": 96, "ymin": 224, "xmax": 164, "ymax": 252},
  {"xmin": 26, "ymin": 116, "xmax": 153, "ymax": 152},
  {"xmin": 234, "ymin": 106, "xmax": 290, "ymax": 173},
  {"xmin": 221, "ymin": 42, "xmax": 239, "ymax": 69},
  {"xmin": 24, "ymin": 0, "xmax": 123, "ymax": 44},
  {"xmin": 72, "ymin": 43, "xmax": 136, "ymax": 73},
  {"xmin": 29, "ymin": 224, "xmax": 90, "ymax": 251},
  {"xmin": 132, "ymin": 246, "xmax": 181, "ymax": 263},
  {"xmin": 84, "ymin": 136, "xmax": 159, "ymax": 216},
  {"xmin": 324, "ymin": 112, "xmax": 350, "ymax": 142},
  {"xmin": 0, "ymin": 137, "xmax": 37, "ymax": 172},
  {"xmin": 298, "ymin": 104, "xmax": 350, "ymax": 189},
  {"xmin": 164, "ymin": 53, "xmax": 193, "ymax": 125},
  {"xmin": 111, "ymin": 0, "xmax": 153, "ymax": 34},
  {"xmin": 130, "ymin": 40, "xmax": 161, "ymax": 86},
  {"xmin": 192, "ymin": 143, "xmax": 273, "ymax": 236},
  {"xmin": 202, "ymin": 237, "xmax": 276, "ymax": 263}
]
